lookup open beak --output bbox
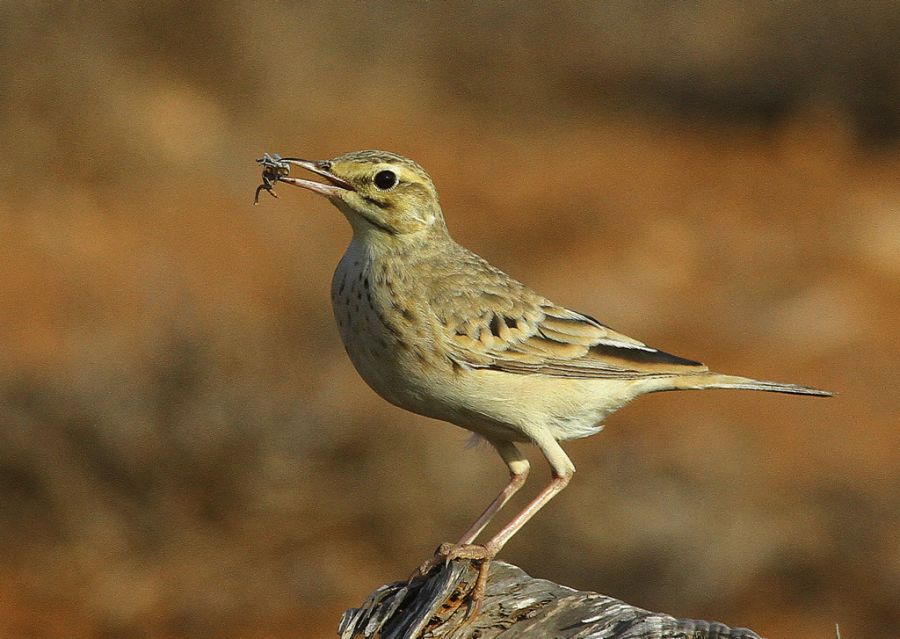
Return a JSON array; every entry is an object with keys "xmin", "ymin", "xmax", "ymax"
[{"xmin": 274, "ymin": 157, "xmax": 354, "ymax": 197}]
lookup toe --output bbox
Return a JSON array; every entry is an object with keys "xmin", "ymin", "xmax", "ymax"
[{"xmin": 446, "ymin": 543, "xmax": 491, "ymax": 562}]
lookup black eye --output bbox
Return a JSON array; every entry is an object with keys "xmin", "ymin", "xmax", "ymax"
[{"xmin": 373, "ymin": 170, "xmax": 398, "ymax": 190}]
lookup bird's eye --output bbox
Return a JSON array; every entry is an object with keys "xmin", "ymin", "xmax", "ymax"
[{"xmin": 373, "ymin": 170, "xmax": 398, "ymax": 190}]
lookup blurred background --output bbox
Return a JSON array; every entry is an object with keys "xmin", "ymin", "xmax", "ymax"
[{"xmin": 1, "ymin": 2, "xmax": 898, "ymax": 637}]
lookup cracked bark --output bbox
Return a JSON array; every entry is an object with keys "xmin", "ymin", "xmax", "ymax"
[{"xmin": 339, "ymin": 560, "xmax": 764, "ymax": 638}]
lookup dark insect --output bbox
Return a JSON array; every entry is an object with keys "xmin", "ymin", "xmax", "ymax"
[{"xmin": 254, "ymin": 153, "xmax": 292, "ymax": 204}]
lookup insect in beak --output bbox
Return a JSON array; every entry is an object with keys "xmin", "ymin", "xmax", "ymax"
[{"xmin": 254, "ymin": 154, "xmax": 354, "ymax": 204}]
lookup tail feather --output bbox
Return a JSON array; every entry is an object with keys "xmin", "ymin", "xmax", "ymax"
[{"xmin": 671, "ymin": 373, "xmax": 833, "ymax": 397}]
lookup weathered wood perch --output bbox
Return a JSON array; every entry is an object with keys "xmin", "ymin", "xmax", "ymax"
[{"xmin": 340, "ymin": 560, "xmax": 764, "ymax": 639}]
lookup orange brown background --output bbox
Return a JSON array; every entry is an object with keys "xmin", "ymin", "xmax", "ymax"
[{"xmin": 1, "ymin": 3, "xmax": 898, "ymax": 638}]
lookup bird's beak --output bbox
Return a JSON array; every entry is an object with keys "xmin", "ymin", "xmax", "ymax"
[{"xmin": 276, "ymin": 158, "xmax": 355, "ymax": 197}]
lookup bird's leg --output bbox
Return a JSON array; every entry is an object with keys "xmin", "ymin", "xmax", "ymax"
[
  {"xmin": 415, "ymin": 441, "xmax": 528, "ymax": 578},
  {"xmin": 453, "ymin": 437, "xmax": 575, "ymax": 568},
  {"xmin": 416, "ymin": 438, "xmax": 574, "ymax": 620},
  {"xmin": 456, "ymin": 441, "xmax": 530, "ymax": 545},
  {"xmin": 481, "ymin": 472, "xmax": 571, "ymax": 554}
]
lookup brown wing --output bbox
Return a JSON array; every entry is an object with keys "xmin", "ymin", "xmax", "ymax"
[
  {"xmin": 426, "ymin": 247, "xmax": 707, "ymax": 379},
  {"xmin": 443, "ymin": 301, "xmax": 707, "ymax": 379}
]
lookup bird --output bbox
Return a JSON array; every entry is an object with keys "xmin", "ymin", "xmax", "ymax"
[{"xmin": 255, "ymin": 150, "xmax": 831, "ymax": 608}]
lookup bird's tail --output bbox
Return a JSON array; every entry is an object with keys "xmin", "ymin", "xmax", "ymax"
[{"xmin": 666, "ymin": 373, "xmax": 833, "ymax": 397}]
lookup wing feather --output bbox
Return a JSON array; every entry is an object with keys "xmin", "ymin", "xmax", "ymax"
[
  {"xmin": 443, "ymin": 299, "xmax": 706, "ymax": 379},
  {"xmin": 426, "ymin": 243, "xmax": 707, "ymax": 380}
]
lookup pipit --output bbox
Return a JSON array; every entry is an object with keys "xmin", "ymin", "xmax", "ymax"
[{"xmin": 256, "ymin": 150, "xmax": 831, "ymax": 610}]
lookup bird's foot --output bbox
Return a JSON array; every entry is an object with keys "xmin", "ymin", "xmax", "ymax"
[
  {"xmin": 412, "ymin": 542, "xmax": 495, "ymax": 620},
  {"xmin": 414, "ymin": 542, "xmax": 491, "ymax": 576}
]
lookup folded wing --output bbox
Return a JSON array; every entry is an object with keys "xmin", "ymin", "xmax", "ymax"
[{"xmin": 442, "ymin": 298, "xmax": 707, "ymax": 379}]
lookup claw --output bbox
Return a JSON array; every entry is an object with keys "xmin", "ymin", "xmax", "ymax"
[
  {"xmin": 412, "ymin": 542, "xmax": 453, "ymax": 580},
  {"xmin": 411, "ymin": 542, "xmax": 495, "ymax": 623}
]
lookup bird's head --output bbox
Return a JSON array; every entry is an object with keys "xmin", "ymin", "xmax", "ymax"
[{"xmin": 272, "ymin": 150, "xmax": 446, "ymax": 237}]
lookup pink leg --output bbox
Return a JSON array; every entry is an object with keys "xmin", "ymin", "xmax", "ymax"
[
  {"xmin": 415, "ymin": 441, "xmax": 528, "ymax": 578},
  {"xmin": 425, "ymin": 437, "xmax": 575, "ymax": 619},
  {"xmin": 441, "ymin": 472, "xmax": 572, "ymax": 620},
  {"xmin": 455, "ymin": 440, "xmax": 530, "ymax": 545},
  {"xmin": 481, "ymin": 472, "xmax": 570, "ymax": 554},
  {"xmin": 482, "ymin": 435, "xmax": 574, "ymax": 555}
]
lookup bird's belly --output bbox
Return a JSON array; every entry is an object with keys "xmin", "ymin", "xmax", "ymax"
[{"xmin": 430, "ymin": 370, "xmax": 646, "ymax": 443}]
